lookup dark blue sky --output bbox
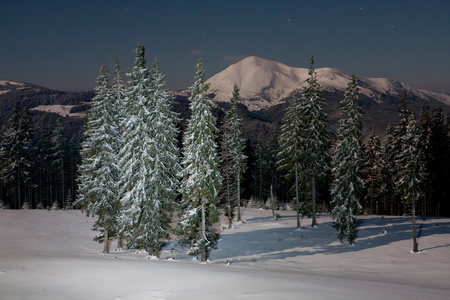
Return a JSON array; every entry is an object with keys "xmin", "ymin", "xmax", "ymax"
[{"xmin": 1, "ymin": 0, "xmax": 449, "ymax": 93}]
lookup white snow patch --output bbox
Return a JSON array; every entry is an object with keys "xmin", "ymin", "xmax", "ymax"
[{"xmin": 31, "ymin": 105, "xmax": 86, "ymax": 118}]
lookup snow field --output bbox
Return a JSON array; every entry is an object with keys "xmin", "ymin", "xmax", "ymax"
[{"xmin": 1, "ymin": 209, "xmax": 449, "ymax": 299}]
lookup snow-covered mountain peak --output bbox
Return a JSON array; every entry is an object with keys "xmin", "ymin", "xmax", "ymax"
[
  {"xmin": 206, "ymin": 56, "xmax": 309, "ymax": 110},
  {"xmin": 206, "ymin": 56, "xmax": 360, "ymax": 110},
  {"xmin": 206, "ymin": 56, "xmax": 450, "ymax": 111}
]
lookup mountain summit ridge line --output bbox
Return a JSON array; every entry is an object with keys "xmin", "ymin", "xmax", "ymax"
[{"xmin": 205, "ymin": 56, "xmax": 450, "ymax": 111}]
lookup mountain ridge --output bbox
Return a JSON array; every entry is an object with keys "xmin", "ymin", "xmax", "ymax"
[{"xmin": 205, "ymin": 56, "xmax": 450, "ymax": 111}]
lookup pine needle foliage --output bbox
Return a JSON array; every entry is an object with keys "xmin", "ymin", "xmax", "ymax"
[
  {"xmin": 178, "ymin": 59, "xmax": 222, "ymax": 261},
  {"xmin": 331, "ymin": 75, "xmax": 364, "ymax": 244}
]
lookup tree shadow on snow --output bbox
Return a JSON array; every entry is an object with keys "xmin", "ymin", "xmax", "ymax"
[{"xmin": 209, "ymin": 213, "xmax": 450, "ymax": 264}]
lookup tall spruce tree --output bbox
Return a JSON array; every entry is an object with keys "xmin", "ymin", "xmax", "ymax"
[
  {"xmin": 277, "ymin": 89, "xmax": 304, "ymax": 228},
  {"xmin": 178, "ymin": 59, "xmax": 222, "ymax": 262},
  {"xmin": 229, "ymin": 85, "xmax": 247, "ymax": 222},
  {"xmin": 76, "ymin": 63, "xmax": 121, "ymax": 253},
  {"xmin": 143, "ymin": 58, "xmax": 181, "ymax": 256},
  {"xmin": 298, "ymin": 57, "xmax": 330, "ymax": 227},
  {"xmin": 362, "ymin": 131, "xmax": 388, "ymax": 214},
  {"xmin": 109, "ymin": 57, "xmax": 126, "ymax": 248},
  {"xmin": 428, "ymin": 108, "xmax": 449, "ymax": 216},
  {"xmin": 117, "ymin": 42, "xmax": 154, "ymax": 253},
  {"xmin": 330, "ymin": 75, "xmax": 364, "ymax": 244},
  {"xmin": 219, "ymin": 84, "xmax": 247, "ymax": 226},
  {"xmin": 395, "ymin": 112, "xmax": 426, "ymax": 252},
  {"xmin": 385, "ymin": 94, "xmax": 411, "ymax": 215},
  {"xmin": 118, "ymin": 43, "xmax": 179, "ymax": 256},
  {"xmin": 219, "ymin": 109, "xmax": 235, "ymax": 228},
  {"xmin": 419, "ymin": 106, "xmax": 433, "ymax": 216}
]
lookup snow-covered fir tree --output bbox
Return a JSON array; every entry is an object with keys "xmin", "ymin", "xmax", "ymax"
[
  {"xmin": 384, "ymin": 94, "xmax": 411, "ymax": 215},
  {"xmin": 277, "ymin": 88, "xmax": 305, "ymax": 228},
  {"xmin": 110, "ymin": 57, "xmax": 127, "ymax": 248},
  {"xmin": 178, "ymin": 59, "xmax": 222, "ymax": 262},
  {"xmin": 118, "ymin": 44, "xmax": 180, "ymax": 256},
  {"xmin": 144, "ymin": 57, "xmax": 181, "ymax": 255},
  {"xmin": 219, "ymin": 109, "xmax": 235, "ymax": 228},
  {"xmin": 228, "ymin": 85, "xmax": 247, "ymax": 223},
  {"xmin": 330, "ymin": 75, "xmax": 364, "ymax": 244},
  {"xmin": 298, "ymin": 57, "xmax": 330, "ymax": 227},
  {"xmin": 362, "ymin": 131, "xmax": 388, "ymax": 214},
  {"xmin": 395, "ymin": 112, "xmax": 426, "ymax": 252},
  {"xmin": 76, "ymin": 63, "xmax": 121, "ymax": 253},
  {"xmin": 219, "ymin": 84, "xmax": 247, "ymax": 227}
]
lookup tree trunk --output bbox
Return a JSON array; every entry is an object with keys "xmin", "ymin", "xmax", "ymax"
[
  {"xmin": 237, "ymin": 173, "xmax": 241, "ymax": 222},
  {"xmin": 61, "ymin": 163, "xmax": 65, "ymax": 210},
  {"xmin": 149, "ymin": 247, "xmax": 159, "ymax": 258},
  {"xmin": 370, "ymin": 179, "xmax": 374, "ymax": 214},
  {"xmin": 311, "ymin": 177, "xmax": 317, "ymax": 227},
  {"xmin": 227, "ymin": 173, "xmax": 232, "ymax": 229},
  {"xmin": 17, "ymin": 168, "xmax": 21, "ymax": 209},
  {"xmin": 259, "ymin": 162, "xmax": 262, "ymax": 201},
  {"xmin": 270, "ymin": 184, "xmax": 276, "ymax": 220},
  {"xmin": 201, "ymin": 201, "xmax": 207, "ymax": 262},
  {"xmin": 117, "ymin": 233, "xmax": 124, "ymax": 250},
  {"xmin": 412, "ymin": 199, "xmax": 418, "ymax": 253},
  {"xmin": 103, "ymin": 228, "xmax": 109, "ymax": 253},
  {"xmin": 295, "ymin": 164, "xmax": 300, "ymax": 228}
]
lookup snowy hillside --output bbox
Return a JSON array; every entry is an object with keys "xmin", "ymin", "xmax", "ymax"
[
  {"xmin": 30, "ymin": 104, "xmax": 87, "ymax": 118},
  {"xmin": 0, "ymin": 80, "xmax": 25, "ymax": 86},
  {"xmin": 206, "ymin": 56, "xmax": 450, "ymax": 111},
  {"xmin": 0, "ymin": 79, "xmax": 27, "ymax": 94},
  {"xmin": 1, "ymin": 208, "xmax": 449, "ymax": 299},
  {"xmin": 0, "ymin": 80, "xmax": 93, "ymax": 124}
]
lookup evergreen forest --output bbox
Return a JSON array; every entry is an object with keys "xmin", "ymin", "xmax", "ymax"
[{"xmin": 1, "ymin": 44, "xmax": 449, "ymax": 257}]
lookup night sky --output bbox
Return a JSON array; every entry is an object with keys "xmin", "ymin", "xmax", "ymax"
[{"xmin": 1, "ymin": 0, "xmax": 449, "ymax": 93}]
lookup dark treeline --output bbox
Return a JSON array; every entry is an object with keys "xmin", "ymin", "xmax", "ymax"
[
  {"xmin": 0, "ymin": 104, "xmax": 81, "ymax": 209},
  {"xmin": 0, "ymin": 94, "xmax": 449, "ymax": 217},
  {"xmin": 236, "ymin": 102, "xmax": 450, "ymax": 218}
]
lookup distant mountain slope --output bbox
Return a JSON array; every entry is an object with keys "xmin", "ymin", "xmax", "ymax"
[
  {"xmin": 206, "ymin": 56, "xmax": 450, "ymax": 111},
  {"xmin": 0, "ymin": 80, "xmax": 93, "ymax": 130},
  {"xmin": 2, "ymin": 58, "xmax": 449, "ymax": 145}
]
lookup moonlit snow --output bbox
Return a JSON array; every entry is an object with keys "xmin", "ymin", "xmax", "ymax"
[{"xmin": 1, "ymin": 208, "xmax": 449, "ymax": 299}]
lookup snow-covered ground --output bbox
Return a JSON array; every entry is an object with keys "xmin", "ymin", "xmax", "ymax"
[{"xmin": 1, "ymin": 208, "xmax": 449, "ymax": 299}]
